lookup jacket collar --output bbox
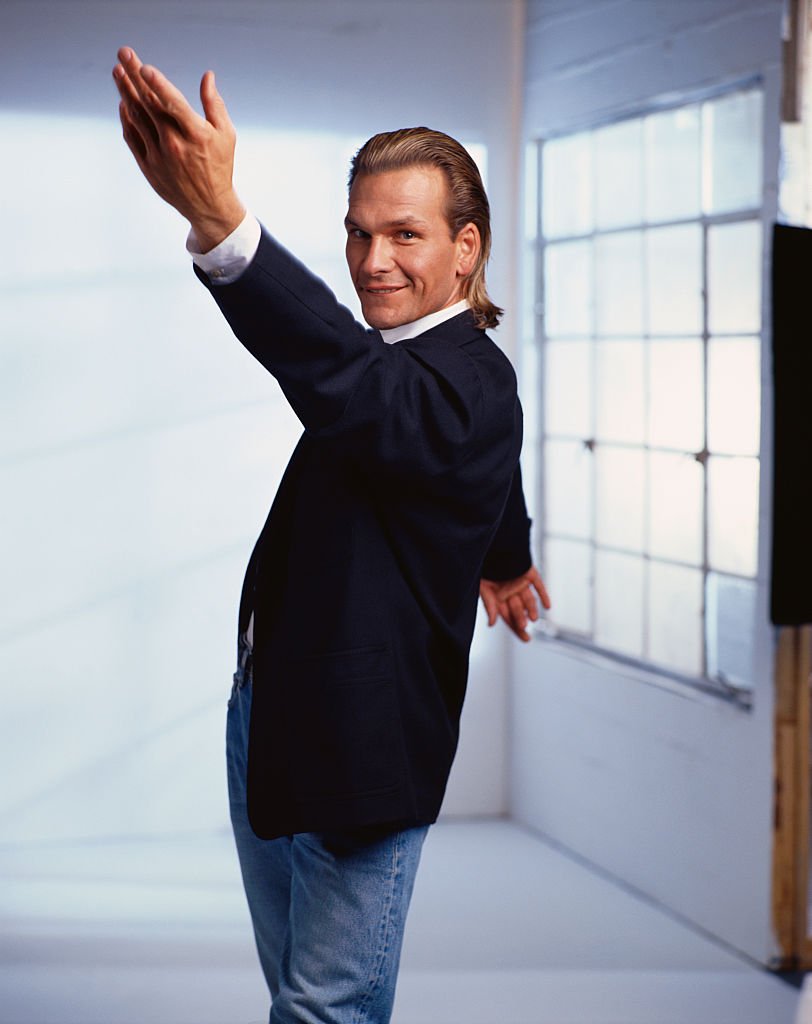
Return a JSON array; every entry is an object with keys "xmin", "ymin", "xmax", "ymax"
[
  {"xmin": 398, "ymin": 307, "xmax": 484, "ymax": 347},
  {"xmin": 378, "ymin": 299, "xmax": 471, "ymax": 344}
]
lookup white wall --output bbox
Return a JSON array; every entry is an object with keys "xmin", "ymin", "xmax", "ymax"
[
  {"xmin": 514, "ymin": 0, "xmax": 783, "ymax": 962},
  {"xmin": 0, "ymin": 0, "xmax": 524, "ymax": 843}
]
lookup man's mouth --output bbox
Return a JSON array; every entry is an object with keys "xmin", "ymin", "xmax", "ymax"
[{"xmin": 363, "ymin": 285, "xmax": 405, "ymax": 295}]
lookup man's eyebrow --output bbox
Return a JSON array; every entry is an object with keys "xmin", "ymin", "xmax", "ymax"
[{"xmin": 344, "ymin": 214, "xmax": 430, "ymax": 229}]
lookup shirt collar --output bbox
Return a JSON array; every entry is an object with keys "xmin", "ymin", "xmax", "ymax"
[{"xmin": 378, "ymin": 299, "xmax": 470, "ymax": 344}]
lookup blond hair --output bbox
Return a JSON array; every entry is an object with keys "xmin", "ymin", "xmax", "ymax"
[{"xmin": 348, "ymin": 127, "xmax": 502, "ymax": 330}]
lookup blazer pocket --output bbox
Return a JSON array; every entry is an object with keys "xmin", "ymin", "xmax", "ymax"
[{"xmin": 284, "ymin": 645, "xmax": 403, "ymax": 800}]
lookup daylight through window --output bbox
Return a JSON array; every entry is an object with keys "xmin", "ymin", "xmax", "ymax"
[{"xmin": 535, "ymin": 88, "xmax": 764, "ymax": 692}]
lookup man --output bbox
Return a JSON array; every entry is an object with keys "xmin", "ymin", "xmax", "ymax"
[{"xmin": 113, "ymin": 47, "xmax": 549, "ymax": 1024}]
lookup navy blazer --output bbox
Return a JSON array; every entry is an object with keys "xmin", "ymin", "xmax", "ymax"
[{"xmin": 198, "ymin": 228, "xmax": 531, "ymax": 839}]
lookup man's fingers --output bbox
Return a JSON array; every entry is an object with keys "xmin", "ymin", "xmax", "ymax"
[
  {"xmin": 113, "ymin": 61, "xmax": 139, "ymax": 104},
  {"xmin": 509, "ymin": 593, "xmax": 526, "ymax": 622},
  {"xmin": 113, "ymin": 62, "xmax": 153, "ymax": 131},
  {"xmin": 496, "ymin": 578, "xmax": 529, "ymax": 601},
  {"xmin": 508, "ymin": 594, "xmax": 527, "ymax": 633},
  {"xmin": 479, "ymin": 584, "xmax": 498, "ymax": 626},
  {"xmin": 522, "ymin": 588, "xmax": 540, "ymax": 622},
  {"xmin": 114, "ymin": 54, "xmax": 165, "ymax": 146},
  {"xmin": 117, "ymin": 48, "xmax": 158, "ymax": 117},
  {"xmin": 484, "ymin": 569, "xmax": 548, "ymax": 642},
  {"xmin": 492, "ymin": 598, "xmax": 528, "ymax": 642},
  {"xmin": 117, "ymin": 47, "xmax": 202, "ymax": 139},
  {"xmin": 117, "ymin": 45, "xmax": 141, "ymax": 67},
  {"xmin": 117, "ymin": 83, "xmax": 160, "ymax": 150},
  {"xmin": 529, "ymin": 568, "xmax": 552, "ymax": 610},
  {"xmin": 119, "ymin": 102, "xmax": 147, "ymax": 163},
  {"xmin": 504, "ymin": 599, "xmax": 530, "ymax": 642},
  {"xmin": 140, "ymin": 63, "xmax": 205, "ymax": 136},
  {"xmin": 490, "ymin": 567, "xmax": 552, "ymax": 612}
]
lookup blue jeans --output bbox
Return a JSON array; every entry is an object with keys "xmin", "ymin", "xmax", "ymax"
[{"xmin": 227, "ymin": 636, "xmax": 428, "ymax": 1024}]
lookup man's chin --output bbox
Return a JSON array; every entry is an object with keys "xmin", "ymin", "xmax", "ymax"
[
  {"xmin": 362, "ymin": 308, "xmax": 408, "ymax": 331},
  {"xmin": 367, "ymin": 319, "xmax": 403, "ymax": 331}
]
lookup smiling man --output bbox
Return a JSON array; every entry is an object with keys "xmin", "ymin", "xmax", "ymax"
[
  {"xmin": 114, "ymin": 46, "xmax": 548, "ymax": 1024},
  {"xmin": 345, "ymin": 163, "xmax": 477, "ymax": 330}
]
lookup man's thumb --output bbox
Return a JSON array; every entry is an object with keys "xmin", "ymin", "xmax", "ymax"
[{"xmin": 200, "ymin": 70, "xmax": 229, "ymax": 128}]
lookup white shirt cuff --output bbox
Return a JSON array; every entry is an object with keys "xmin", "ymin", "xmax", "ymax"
[{"xmin": 187, "ymin": 213, "xmax": 262, "ymax": 285}]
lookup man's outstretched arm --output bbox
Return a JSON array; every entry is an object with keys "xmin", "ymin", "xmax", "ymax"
[{"xmin": 112, "ymin": 46, "xmax": 245, "ymax": 251}]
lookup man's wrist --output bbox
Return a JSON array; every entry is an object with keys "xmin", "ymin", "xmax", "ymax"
[
  {"xmin": 188, "ymin": 212, "xmax": 261, "ymax": 285},
  {"xmin": 188, "ymin": 193, "xmax": 247, "ymax": 254}
]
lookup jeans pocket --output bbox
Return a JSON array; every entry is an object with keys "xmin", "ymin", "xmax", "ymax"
[
  {"xmin": 227, "ymin": 670, "xmax": 241, "ymax": 710},
  {"xmin": 229, "ymin": 635, "xmax": 253, "ymax": 709}
]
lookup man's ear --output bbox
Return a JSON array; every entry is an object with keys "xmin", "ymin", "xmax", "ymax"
[{"xmin": 455, "ymin": 222, "xmax": 480, "ymax": 278}]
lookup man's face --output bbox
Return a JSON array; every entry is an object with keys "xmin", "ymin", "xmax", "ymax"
[{"xmin": 345, "ymin": 165, "xmax": 479, "ymax": 330}]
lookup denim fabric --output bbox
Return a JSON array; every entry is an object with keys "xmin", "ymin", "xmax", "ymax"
[{"xmin": 227, "ymin": 635, "xmax": 428, "ymax": 1024}]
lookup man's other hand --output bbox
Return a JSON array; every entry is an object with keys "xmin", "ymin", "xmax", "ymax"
[
  {"xmin": 113, "ymin": 46, "xmax": 245, "ymax": 251},
  {"xmin": 479, "ymin": 566, "xmax": 551, "ymax": 643}
]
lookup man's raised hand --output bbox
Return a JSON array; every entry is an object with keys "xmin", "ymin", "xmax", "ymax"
[
  {"xmin": 113, "ymin": 47, "xmax": 245, "ymax": 251},
  {"xmin": 479, "ymin": 566, "xmax": 551, "ymax": 643}
]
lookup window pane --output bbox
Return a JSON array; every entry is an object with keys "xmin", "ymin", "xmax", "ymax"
[
  {"xmin": 525, "ymin": 143, "xmax": 540, "ymax": 242},
  {"xmin": 521, "ymin": 240, "xmax": 537, "ymax": 350},
  {"xmin": 707, "ymin": 336, "xmax": 761, "ymax": 456},
  {"xmin": 520, "ymin": 339, "xmax": 540, "ymax": 524},
  {"xmin": 595, "ymin": 231, "xmax": 644, "ymax": 336},
  {"xmin": 707, "ymin": 456, "xmax": 759, "ymax": 576},
  {"xmin": 545, "ymin": 538, "xmax": 592, "ymax": 634},
  {"xmin": 706, "ymin": 572, "xmax": 757, "ymax": 690},
  {"xmin": 595, "ymin": 446, "xmax": 645, "ymax": 552},
  {"xmin": 545, "ymin": 439, "xmax": 593, "ymax": 540},
  {"xmin": 646, "ymin": 224, "xmax": 702, "ymax": 335},
  {"xmin": 648, "ymin": 338, "xmax": 704, "ymax": 451},
  {"xmin": 648, "ymin": 562, "xmax": 704, "ymax": 676},
  {"xmin": 595, "ymin": 340, "xmax": 645, "ymax": 444},
  {"xmin": 544, "ymin": 240, "xmax": 592, "ymax": 336},
  {"xmin": 545, "ymin": 340, "xmax": 592, "ymax": 437},
  {"xmin": 708, "ymin": 221, "xmax": 762, "ymax": 334},
  {"xmin": 594, "ymin": 550, "xmax": 644, "ymax": 657},
  {"xmin": 648, "ymin": 451, "xmax": 704, "ymax": 565},
  {"xmin": 595, "ymin": 120, "xmax": 643, "ymax": 229},
  {"xmin": 644, "ymin": 106, "xmax": 701, "ymax": 222},
  {"xmin": 703, "ymin": 90, "xmax": 763, "ymax": 215},
  {"xmin": 542, "ymin": 133, "xmax": 593, "ymax": 239}
]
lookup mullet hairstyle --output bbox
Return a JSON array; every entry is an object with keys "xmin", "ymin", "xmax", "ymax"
[{"xmin": 348, "ymin": 127, "xmax": 503, "ymax": 330}]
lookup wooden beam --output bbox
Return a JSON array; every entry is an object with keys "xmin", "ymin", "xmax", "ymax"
[
  {"xmin": 772, "ymin": 625, "xmax": 812, "ymax": 968},
  {"xmin": 794, "ymin": 627, "xmax": 812, "ymax": 963},
  {"xmin": 773, "ymin": 628, "xmax": 801, "ymax": 964},
  {"xmin": 782, "ymin": 0, "xmax": 810, "ymax": 123}
]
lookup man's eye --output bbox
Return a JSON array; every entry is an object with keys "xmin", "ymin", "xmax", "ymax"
[
  {"xmin": 348, "ymin": 228, "xmax": 368, "ymax": 240},
  {"xmin": 399, "ymin": 231, "xmax": 416, "ymax": 240}
]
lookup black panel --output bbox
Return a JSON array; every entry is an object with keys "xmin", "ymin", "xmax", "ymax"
[{"xmin": 770, "ymin": 223, "xmax": 812, "ymax": 625}]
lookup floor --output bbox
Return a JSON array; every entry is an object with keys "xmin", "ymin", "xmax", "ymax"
[{"xmin": 0, "ymin": 820, "xmax": 801, "ymax": 1024}]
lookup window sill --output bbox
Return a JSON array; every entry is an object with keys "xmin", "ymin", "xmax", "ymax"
[{"xmin": 528, "ymin": 624, "xmax": 753, "ymax": 711}]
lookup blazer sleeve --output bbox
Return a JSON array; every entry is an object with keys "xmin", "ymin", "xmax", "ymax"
[
  {"xmin": 195, "ymin": 227, "xmax": 487, "ymax": 480},
  {"xmin": 480, "ymin": 462, "xmax": 533, "ymax": 581}
]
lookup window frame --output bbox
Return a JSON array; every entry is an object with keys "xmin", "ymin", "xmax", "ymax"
[{"xmin": 527, "ymin": 80, "xmax": 767, "ymax": 707}]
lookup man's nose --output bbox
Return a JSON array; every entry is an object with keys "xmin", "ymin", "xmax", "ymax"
[{"xmin": 362, "ymin": 236, "xmax": 395, "ymax": 276}]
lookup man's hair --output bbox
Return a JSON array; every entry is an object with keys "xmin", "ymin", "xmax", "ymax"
[{"xmin": 348, "ymin": 127, "xmax": 503, "ymax": 331}]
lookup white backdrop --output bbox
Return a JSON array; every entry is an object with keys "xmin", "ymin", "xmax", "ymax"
[{"xmin": 0, "ymin": 0, "xmax": 524, "ymax": 843}]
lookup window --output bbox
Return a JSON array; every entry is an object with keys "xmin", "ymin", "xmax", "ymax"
[{"xmin": 533, "ymin": 87, "xmax": 764, "ymax": 693}]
